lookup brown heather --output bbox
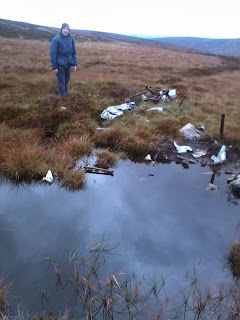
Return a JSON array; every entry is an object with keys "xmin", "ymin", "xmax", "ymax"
[{"xmin": 0, "ymin": 35, "xmax": 240, "ymax": 185}]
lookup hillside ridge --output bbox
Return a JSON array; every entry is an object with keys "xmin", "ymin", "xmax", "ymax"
[
  {"xmin": 0, "ymin": 18, "xmax": 174, "ymax": 49},
  {"xmin": 152, "ymin": 36, "xmax": 240, "ymax": 56}
]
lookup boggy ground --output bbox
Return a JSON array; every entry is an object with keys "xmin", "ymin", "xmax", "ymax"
[
  {"xmin": 152, "ymin": 135, "xmax": 240, "ymax": 172},
  {"xmin": 1, "ymin": 30, "xmax": 240, "ymax": 318},
  {"xmin": 0, "ymin": 36, "xmax": 240, "ymax": 188}
]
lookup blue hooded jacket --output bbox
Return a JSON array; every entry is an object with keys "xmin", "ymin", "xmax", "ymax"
[{"xmin": 50, "ymin": 32, "xmax": 77, "ymax": 70}]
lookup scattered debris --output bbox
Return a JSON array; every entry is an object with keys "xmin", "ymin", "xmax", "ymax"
[
  {"xmin": 225, "ymin": 170, "xmax": 238, "ymax": 175},
  {"xmin": 173, "ymin": 141, "xmax": 192, "ymax": 154},
  {"xmin": 228, "ymin": 173, "xmax": 240, "ymax": 198},
  {"xmin": 197, "ymin": 124, "xmax": 205, "ymax": 131},
  {"xmin": 177, "ymin": 155, "xmax": 198, "ymax": 164},
  {"xmin": 101, "ymin": 85, "xmax": 176, "ymax": 121},
  {"xmin": 168, "ymin": 89, "xmax": 177, "ymax": 98},
  {"xmin": 192, "ymin": 149, "xmax": 207, "ymax": 158},
  {"xmin": 43, "ymin": 170, "xmax": 53, "ymax": 183},
  {"xmin": 227, "ymin": 174, "xmax": 238, "ymax": 183},
  {"xmin": 143, "ymin": 86, "xmax": 177, "ymax": 102},
  {"xmin": 101, "ymin": 107, "xmax": 123, "ymax": 120},
  {"xmin": 211, "ymin": 145, "xmax": 226, "ymax": 164},
  {"xmin": 125, "ymin": 91, "xmax": 147, "ymax": 101},
  {"xmin": 179, "ymin": 96, "xmax": 186, "ymax": 112},
  {"xmin": 101, "ymin": 102, "xmax": 135, "ymax": 120},
  {"xmin": 206, "ymin": 183, "xmax": 218, "ymax": 191},
  {"xmin": 136, "ymin": 115, "xmax": 149, "ymax": 123},
  {"xmin": 200, "ymin": 159, "xmax": 207, "ymax": 167},
  {"xmin": 144, "ymin": 154, "xmax": 155, "ymax": 165},
  {"xmin": 179, "ymin": 123, "xmax": 201, "ymax": 140},
  {"xmin": 145, "ymin": 154, "xmax": 152, "ymax": 161},
  {"xmin": 148, "ymin": 107, "xmax": 164, "ymax": 112},
  {"xmin": 84, "ymin": 166, "xmax": 114, "ymax": 176},
  {"xmin": 114, "ymin": 102, "xmax": 135, "ymax": 110},
  {"xmin": 181, "ymin": 159, "xmax": 190, "ymax": 169},
  {"xmin": 125, "ymin": 86, "xmax": 177, "ymax": 104}
]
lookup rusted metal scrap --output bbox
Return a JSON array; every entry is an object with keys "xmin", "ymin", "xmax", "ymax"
[
  {"xmin": 179, "ymin": 95, "xmax": 186, "ymax": 112},
  {"xmin": 84, "ymin": 166, "xmax": 114, "ymax": 176},
  {"xmin": 146, "ymin": 95, "xmax": 161, "ymax": 102},
  {"xmin": 145, "ymin": 86, "xmax": 159, "ymax": 95},
  {"xmin": 177, "ymin": 155, "xmax": 198, "ymax": 164},
  {"xmin": 125, "ymin": 91, "xmax": 147, "ymax": 102},
  {"xmin": 125, "ymin": 86, "xmax": 176, "ymax": 104},
  {"xmin": 145, "ymin": 86, "xmax": 172, "ymax": 102}
]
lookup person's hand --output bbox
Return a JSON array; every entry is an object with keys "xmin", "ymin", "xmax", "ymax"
[
  {"xmin": 73, "ymin": 66, "xmax": 77, "ymax": 72},
  {"xmin": 53, "ymin": 69, "xmax": 58, "ymax": 74}
]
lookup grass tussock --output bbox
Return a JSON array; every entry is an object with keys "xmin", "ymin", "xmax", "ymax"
[
  {"xmin": 93, "ymin": 126, "xmax": 129, "ymax": 149},
  {"xmin": 0, "ymin": 125, "xmax": 48, "ymax": 181},
  {"xmin": 226, "ymin": 241, "xmax": 240, "ymax": 278},
  {"xmin": 60, "ymin": 169, "xmax": 85, "ymax": 190},
  {"xmin": 2, "ymin": 145, "xmax": 48, "ymax": 181},
  {"xmin": 95, "ymin": 149, "xmax": 117, "ymax": 168},
  {"xmin": 0, "ymin": 124, "xmax": 78, "ymax": 186},
  {"xmin": 47, "ymin": 152, "xmax": 74, "ymax": 179},
  {"xmin": 123, "ymin": 135, "xmax": 152, "ymax": 157},
  {"xmin": 62, "ymin": 136, "xmax": 94, "ymax": 158}
]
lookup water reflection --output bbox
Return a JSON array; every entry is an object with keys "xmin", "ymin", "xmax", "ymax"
[{"xmin": 0, "ymin": 160, "xmax": 239, "ymax": 314}]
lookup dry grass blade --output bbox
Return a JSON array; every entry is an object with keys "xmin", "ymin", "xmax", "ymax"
[{"xmin": 0, "ymin": 277, "xmax": 9, "ymax": 316}]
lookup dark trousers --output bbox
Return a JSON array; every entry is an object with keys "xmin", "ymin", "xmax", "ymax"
[{"xmin": 56, "ymin": 65, "xmax": 71, "ymax": 96}]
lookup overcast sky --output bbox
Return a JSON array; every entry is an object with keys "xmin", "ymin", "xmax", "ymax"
[{"xmin": 1, "ymin": 0, "xmax": 240, "ymax": 39}]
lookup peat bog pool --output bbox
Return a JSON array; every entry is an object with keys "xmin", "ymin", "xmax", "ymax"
[{"xmin": 0, "ymin": 159, "xmax": 239, "ymax": 316}]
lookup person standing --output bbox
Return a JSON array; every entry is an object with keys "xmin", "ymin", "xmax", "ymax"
[{"xmin": 50, "ymin": 23, "xmax": 77, "ymax": 96}]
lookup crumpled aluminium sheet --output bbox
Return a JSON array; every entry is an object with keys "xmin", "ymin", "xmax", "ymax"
[
  {"xmin": 101, "ymin": 102, "xmax": 134, "ymax": 120},
  {"xmin": 173, "ymin": 141, "xmax": 192, "ymax": 154},
  {"xmin": 43, "ymin": 170, "xmax": 53, "ymax": 183},
  {"xmin": 211, "ymin": 145, "xmax": 226, "ymax": 164},
  {"xmin": 179, "ymin": 123, "xmax": 201, "ymax": 140}
]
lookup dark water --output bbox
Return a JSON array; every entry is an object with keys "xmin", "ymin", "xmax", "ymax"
[{"xmin": 0, "ymin": 159, "xmax": 239, "ymax": 314}]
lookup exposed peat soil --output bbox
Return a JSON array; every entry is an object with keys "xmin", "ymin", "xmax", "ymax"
[{"xmin": 151, "ymin": 136, "xmax": 240, "ymax": 173}]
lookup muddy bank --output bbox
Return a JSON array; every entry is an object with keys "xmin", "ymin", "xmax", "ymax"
[{"xmin": 143, "ymin": 136, "xmax": 240, "ymax": 173}]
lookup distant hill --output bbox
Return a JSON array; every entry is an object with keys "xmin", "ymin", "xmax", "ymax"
[
  {"xmin": 0, "ymin": 18, "xmax": 172, "ymax": 48},
  {"xmin": 151, "ymin": 37, "xmax": 240, "ymax": 56},
  {"xmin": 3, "ymin": 18, "xmax": 240, "ymax": 57}
]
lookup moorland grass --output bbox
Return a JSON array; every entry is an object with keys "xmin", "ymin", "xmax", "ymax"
[
  {"xmin": 0, "ymin": 35, "xmax": 240, "ymax": 186},
  {"xmin": 95, "ymin": 149, "xmax": 117, "ymax": 168},
  {"xmin": 60, "ymin": 169, "xmax": 85, "ymax": 190}
]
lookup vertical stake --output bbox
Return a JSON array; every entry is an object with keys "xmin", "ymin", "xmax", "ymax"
[
  {"xmin": 220, "ymin": 114, "xmax": 225, "ymax": 139},
  {"xmin": 210, "ymin": 169, "xmax": 216, "ymax": 184}
]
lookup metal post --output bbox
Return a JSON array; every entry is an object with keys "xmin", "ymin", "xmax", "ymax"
[
  {"xmin": 210, "ymin": 169, "xmax": 216, "ymax": 184},
  {"xmin": 220, "ymin": 114, "xmax": 225, "ymax": 139}
]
